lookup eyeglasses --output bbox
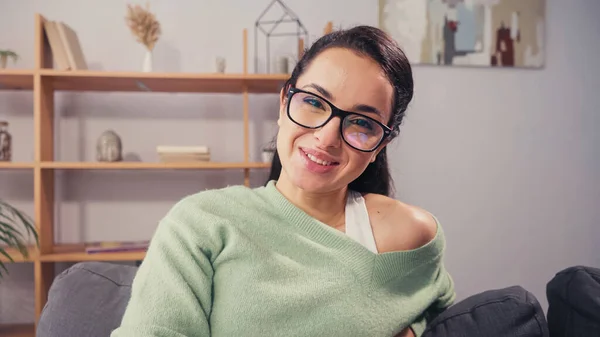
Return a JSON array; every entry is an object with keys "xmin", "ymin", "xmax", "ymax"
[{"xmin": 286, "ymin": 87, "xmax": 392, "ymax": 152}]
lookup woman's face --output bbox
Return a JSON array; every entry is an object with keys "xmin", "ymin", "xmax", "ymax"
[{"xmin": 276, "ymin": 47, "xmax": 394, "ymax": 194}]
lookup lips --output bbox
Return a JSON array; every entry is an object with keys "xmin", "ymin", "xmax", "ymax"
[{"xmin": 299, "ymin": 147, "xmax": 340, "ymax": 166}]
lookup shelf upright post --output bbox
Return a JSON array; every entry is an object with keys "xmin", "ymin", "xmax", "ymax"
[
  {"xmin": 33, "ymin": 13, "xmax": 56, "ymax": 327},
  {"xmin": 243, "ymin": 29, "xmax": 251, "ymax": 187}
]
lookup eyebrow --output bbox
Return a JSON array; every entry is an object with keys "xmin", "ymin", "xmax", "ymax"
[{"xmin": 301, "ymin": 83, "xmax": 383, "ymax": 117}]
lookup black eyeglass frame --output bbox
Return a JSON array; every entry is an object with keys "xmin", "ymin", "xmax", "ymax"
[{"xmin": 285, "ymin": 87, "xmax": 393, "ymax": 153}]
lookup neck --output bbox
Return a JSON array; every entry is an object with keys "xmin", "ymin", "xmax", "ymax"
[{"xmin": 274, "ymin": 174, "xmax": 347, "ymax": 229}]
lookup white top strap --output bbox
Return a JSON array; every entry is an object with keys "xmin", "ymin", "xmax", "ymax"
[{"xmin": 345, "ymin": 190, "xmax": 378, "ymax": 253}]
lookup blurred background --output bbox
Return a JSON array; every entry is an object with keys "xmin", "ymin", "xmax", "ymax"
[{"xmin": 0, "ymin": 0, "xmax": 598, "ymax": 328}]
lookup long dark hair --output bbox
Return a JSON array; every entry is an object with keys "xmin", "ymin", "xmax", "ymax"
[{"xmin": 266, "ymin": 25, "xmax": 414, "ymax": 197}]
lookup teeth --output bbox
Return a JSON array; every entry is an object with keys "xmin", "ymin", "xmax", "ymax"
[{"xmin": 306, "ymin": 152, "xmax": 333, "ymax": 166}]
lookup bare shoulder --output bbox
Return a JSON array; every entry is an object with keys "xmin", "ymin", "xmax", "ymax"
[{"xmin": 363, "ymin": 193, "xmax": 438, "ymax": 253}]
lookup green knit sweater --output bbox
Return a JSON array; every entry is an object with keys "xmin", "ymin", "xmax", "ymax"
[{"xmin": 111, "ymin": 181, "xmax": 455, "ymax": 337}]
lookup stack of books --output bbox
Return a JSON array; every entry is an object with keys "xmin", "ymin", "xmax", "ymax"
[
  {"xmin": 157, "ymin": 145, "xmax": 211, "ymax": 162},
  {"xmin": 43, "ymin": 20, "xmax": 88, "ymax": 71}
]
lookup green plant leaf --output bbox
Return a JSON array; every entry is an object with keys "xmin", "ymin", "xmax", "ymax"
[
  {"xmin": 0, "ymin": 247, "xmax": 14, "ymax": 263},
  {"xmin": 0, "ymin": 248, "xmax": 13, "ymax": 278},
  {"xmin": 0, "ymin": 201, "xmax": 37, "ymax": 280},
  {"xmin": 9, "ymin": 207, "xmax": 38, "ymax": 245},
  {"xmin": 0, "ymin": 221, "xmax": 27, "ymax": 242},
  {"xmin": 0, "ymin": 225, "xmax": 28, "ymax": 258}
]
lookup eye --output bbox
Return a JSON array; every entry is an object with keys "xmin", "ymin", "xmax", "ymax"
[
  {"xmin": 303, "ymin": 97, "xmax": 325, "ymax": 109},
  {"xmin": 351, "ymin": 118, "xmax": 374, "ymax": 130}
]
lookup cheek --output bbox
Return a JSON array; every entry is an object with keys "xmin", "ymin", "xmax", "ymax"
[
  {"xmin": 277, "ymin": 118, "xmax": 308, "ymax": 150},
  {"xmin": 345, "ymin": 150, "xmax": 373, "ymax": 171}
]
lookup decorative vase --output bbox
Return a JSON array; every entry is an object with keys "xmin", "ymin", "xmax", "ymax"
[
  {"xmin": 96, "ymin": 130, "xmax": 123, "ymax": 162},
  {"xmin": 0, "ymin": 121, "xmax": 12, "ymax": 161},
  {"xmin": 277, "ymin": 56, "xmax": 289, "ymax": 74},
  {"xmin": 215, "ymin": 57, "xmax": 226, "ymax": 73},
  {"xmin": 0, "ymin": 55, "xmax": 7, "ymax": 69},
  {"xmin": 142, "ymin": 50, "xmax": 153, "ymax": 72}
]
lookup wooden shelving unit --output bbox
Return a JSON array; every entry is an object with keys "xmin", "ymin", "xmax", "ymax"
[
  {"xmin": 0, "ymin": 13, "xmax": 284, "ymax": 335},
  {"xmin": 0, "ymin": 69, "xmax": 35, "ymax": 90}
]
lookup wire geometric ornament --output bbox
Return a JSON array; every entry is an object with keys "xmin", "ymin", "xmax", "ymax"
[{"xmin": 254, "ymin": 0, "xmax": 309, "ymax": 73}]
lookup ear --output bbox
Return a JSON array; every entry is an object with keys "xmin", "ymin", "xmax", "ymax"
[{"xmin": 277, "ymin": 87, "xmax": 288, "ymax": 127}]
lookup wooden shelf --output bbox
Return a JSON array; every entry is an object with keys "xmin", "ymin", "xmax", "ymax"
[
  {"xmin": 38, "ymin": 70, "xmax": 288, "ymax": 93},
  {"xmin": 0, "ymin": 324, "xmax": 35, "ymax": 337},
  {"xmin": 0, "ymin": 162, "xmax": 36, "ymax": 169},
  {"xmin": 0, "ymin": 246, "xmax": 39, "ymax": 263},
  {"xmin": 1, "ymin": 13, "xmax": 293, "ymax": 332},
  {"xmin": 40, "ymin": 244, "xmax": 145, "ymax": 262},
  {"xmin": 0, "ymin": 69, "xmax": 35, "ymax": 91},
  {"xmin": 39, "ymin": 161, "xmax": 271, "ymax": 170}
]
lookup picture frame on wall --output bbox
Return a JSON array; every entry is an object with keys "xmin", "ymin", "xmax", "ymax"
[{"xmin": 379, "ymin": 0, "xmax": 546, "ymax": 69}]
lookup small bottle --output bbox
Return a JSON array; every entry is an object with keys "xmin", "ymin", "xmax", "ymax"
[{"xmin": 0, "ymin": 121, "xmax": 12, "ymax": 161}]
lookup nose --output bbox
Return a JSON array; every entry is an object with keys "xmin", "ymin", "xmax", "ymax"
[{"xmin": 313, "ymin": 117, "xmax": 342, "ymax": 148}]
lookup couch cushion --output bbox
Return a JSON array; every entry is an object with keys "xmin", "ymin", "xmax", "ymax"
[
  {"xmin": 546, "ymin": 265, "xmax": 600, "ymax": 337},
  {"xmin": 422, "ymin": 286, "xmax": 549, "ymax": 337},
  {"xmin": 37, "ymin": 262, "xmax": 138, "ymax": 337}
]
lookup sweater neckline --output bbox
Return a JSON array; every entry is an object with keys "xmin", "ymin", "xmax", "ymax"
[{"xmin": 258, "ymin": 180, "xmax": 446, "ymax": 286}]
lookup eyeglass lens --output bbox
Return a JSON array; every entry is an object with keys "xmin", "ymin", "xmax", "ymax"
[{"xmin": 288, "ymin": 91, "xmax": 384, "ymax": 151}]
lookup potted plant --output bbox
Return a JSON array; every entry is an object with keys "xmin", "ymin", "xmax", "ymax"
[
  {"xmin": 0, "ymin": 200, "xmax": 38, "ymax": 279},
  {"xmin": 0, "ymin": 50, "xmax": 19, "ymax": 69}
]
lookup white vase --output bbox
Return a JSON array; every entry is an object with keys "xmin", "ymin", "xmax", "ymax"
[
  {"xmin": 142, "ymin": 50, "xmax": 153, "ymax": 72},
  {"xmin": 215, "ymin": 57, "xmax": 226, "ymax": 73}
]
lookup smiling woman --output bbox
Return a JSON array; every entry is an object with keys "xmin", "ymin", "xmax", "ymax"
[{"xmin": 111, "ymin": 26, "xmax": 455, "ymax": 337}]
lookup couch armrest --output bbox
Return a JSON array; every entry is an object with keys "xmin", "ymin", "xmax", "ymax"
[
  {"xmin": 422, "ymin": 286, "xmax": 549, "ymax": 337},
  {"xmin": 547, "ymin": 265, "xmax": 600, "ymax": 337},
  {"xmin": 37, "ymin": 262, "xmax": 138, "ymax": 337}
]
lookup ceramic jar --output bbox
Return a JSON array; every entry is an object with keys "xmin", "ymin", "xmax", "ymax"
[{"xmin": 0, "ymin": 121, "xmax": 12, "ymax": 161}]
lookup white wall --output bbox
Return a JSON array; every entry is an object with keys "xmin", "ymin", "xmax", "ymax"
[{"xmin": 1, "ymin": 0, "xmax": 599, "ymax": 325}]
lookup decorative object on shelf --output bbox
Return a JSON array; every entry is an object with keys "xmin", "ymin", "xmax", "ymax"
[
  {"xmin": 261, "ymin": 145, "xmax": 276, "ymax": 163},
  {"xmin": 157, "ymin": 145, "xmax": 210, "ymax": 162},
  {"xmin": 125, "ymin": 2, "xmax": 162, "ymax": 72},
  {"xmin": 254, "ymin": 0, "xmax": 308, "ymax": 73},
  {"xmin": 0, "ymin": 50, "xmax": 19, "ymax": 69},
  {"xmin": 0, "ymin": 120, "xmax": 12, "ymax": 161},
  {"xmin": 0, "ymin": 200, "xmax": 38, "ymax": 279},
  {"xmin": 96, "ymin": 130, "xmax": 123, "ymax": 162},
  {"xmin": 276, "ymin": 56, "xmax": 289, "ymax": 74},
  {"xmin": 85, "ymin": 240, "xmax": 149, "ymax": 254},
  {"xmin": 215, "ymin": 56, "xmax": 226, "ymax": 73},
  {"xmin": 379, "ymin": 0, "xmax": 546, "ymax": 68}
]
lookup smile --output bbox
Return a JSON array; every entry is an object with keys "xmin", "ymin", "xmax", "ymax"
[
  {"xmin": 306, "ymin": 153, "xmax": 334, "ymax": 166},
  {"xmin": 300, "ymin": 148, "xmax": 339, "ymax": 167}
]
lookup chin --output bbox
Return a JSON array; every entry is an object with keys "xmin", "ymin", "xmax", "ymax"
[{"xmin": 287, "ymin": 159, "xmax": 344, "ymax": 193}]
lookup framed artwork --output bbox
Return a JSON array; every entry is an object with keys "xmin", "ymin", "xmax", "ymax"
[{"xmin": 379, "ymin": 0, "xmax": 546, "ymax": 68}]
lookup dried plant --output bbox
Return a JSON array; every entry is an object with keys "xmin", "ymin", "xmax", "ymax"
[{"xmin": 125, "ymin": 2, "xmax": 161, "ymax": 51}]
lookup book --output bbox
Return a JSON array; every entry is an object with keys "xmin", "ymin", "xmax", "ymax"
[
  {"xmin": 156, "ymin": 145, "xmax": 210, "ymax": 154},
  {"xmin": 43, "ymin": 21, "xmax": 70, "ymax": 70},
  {"xmin": 159, "ymin": 153, "xmax": 211, "ymax": 162},
  {"xmin": 85, "ymin": 240, "xmax": 149, "ymax": 254},
  {"xmin": 55, "ymin": 21, "xmax": 88, "ymax": 70}
]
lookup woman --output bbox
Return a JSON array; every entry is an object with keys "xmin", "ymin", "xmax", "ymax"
[{"xmin": 112, "ymin": 25, "xmax": 455, "ymax": 337}]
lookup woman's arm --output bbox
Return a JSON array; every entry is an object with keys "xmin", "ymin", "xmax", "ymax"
[{"xmin": 111, "ymin": 207, "xmax": 217, "ymax": 337}]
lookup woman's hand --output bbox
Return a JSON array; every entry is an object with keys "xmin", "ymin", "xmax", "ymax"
[{"xmin": 394, "ymin": 327, "xmax": 416, "ymax": 337}]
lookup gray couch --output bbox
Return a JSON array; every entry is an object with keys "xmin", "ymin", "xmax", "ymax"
[{"xmin": 35, "ymin": 262, "xmax": 599, "ymax": 337}]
